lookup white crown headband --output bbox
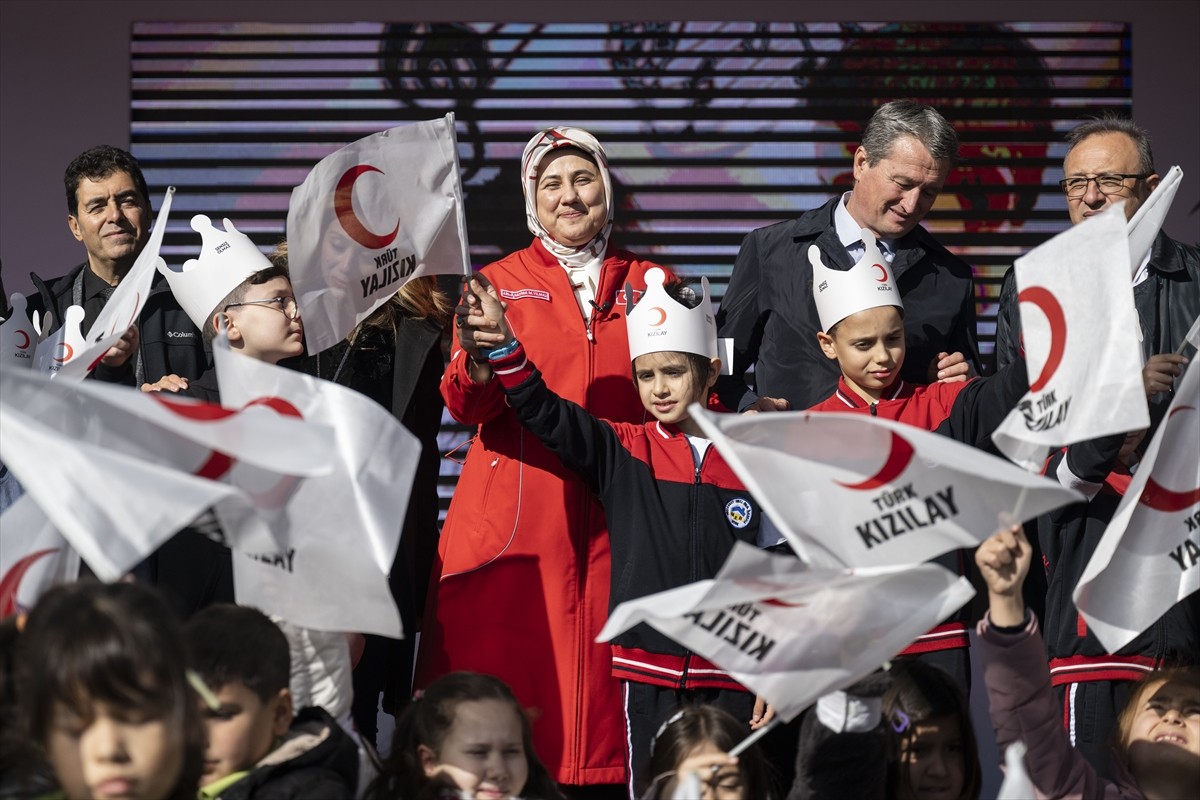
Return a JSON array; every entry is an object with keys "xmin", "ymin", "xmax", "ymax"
[
  {"xmin": 624, "ymin": 267, "xmax": 717, "ymax": 363},
  {"xmin": 810, "ymin": 229, "xmax": 903, "ymax": 332},
  {"xmin": 163, "ymin": 215, "xmax": 273, "ymax": 330}
]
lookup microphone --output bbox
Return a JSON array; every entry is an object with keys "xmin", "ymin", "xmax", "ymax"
[{"xmin": 589, "ymin": 299, "xmax": 612, "ymax": 313}]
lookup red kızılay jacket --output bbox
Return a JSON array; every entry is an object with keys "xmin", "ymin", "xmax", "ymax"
[{"xmin": 415, "ymin": 239, "xmax": 669, "ymax": 786}]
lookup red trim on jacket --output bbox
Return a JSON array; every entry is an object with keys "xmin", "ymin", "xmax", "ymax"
[
  {"xmin": 898, "ymin": 622, "xmax": 971, "ymax": 656},
  {"xmin": 610, "ymin": 645, "xmax": 749, "ymax": 692},
  {"xmin": 1048, "ymin": 654, "xmax": 1160, "ymax": 687}
]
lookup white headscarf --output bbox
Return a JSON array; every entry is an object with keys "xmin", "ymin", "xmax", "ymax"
[{"xmin": 521, "ymin": 127, "xmax": 615, "ymax": 270}]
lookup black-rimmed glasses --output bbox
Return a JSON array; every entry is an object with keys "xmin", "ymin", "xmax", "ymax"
[
  {"xmin": 223, "ymin": 296, "xmax": 300, "ymax": 320},
  {"xmin": 1059, "ymin": 173, "xmax": 1150, "ymax": 198}
]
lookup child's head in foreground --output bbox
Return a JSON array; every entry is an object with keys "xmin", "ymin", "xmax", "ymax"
[
  {"xmin": 367, "ymin": 671, "xmax": 562, "ymax": 800},
  {"xmin": 810, "ymin": 230, "xmax": 906, "ymax": 403},
  {"xmin": 1111, "ymin": 666, "xmax": 1200, "ymax": 796},
  {"xmin": 626, "ymin": 267, "xmax": 722, "ymax": 436},
  {"xmin": 883, "ymin": 658, "xmax": 981, "ymax": 800},
  {"xmin": 642, "ymin": 704, "xmax": 772, "ymax": 800},
  {"xmin": 167, "ymin": 214, "xmax": 304, "ymax": 363},
  {"xmin": 15, "ymin": 581, "xmax": 205, "ymax": 800},
  {"xmin": 183, "ymin": 603, "xmax": 293, "ymax": 787}
]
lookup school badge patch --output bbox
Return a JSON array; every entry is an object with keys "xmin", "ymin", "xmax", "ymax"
[{"xmin": 725, "ymin": 498, "xmax": 753, "ymax": 529}]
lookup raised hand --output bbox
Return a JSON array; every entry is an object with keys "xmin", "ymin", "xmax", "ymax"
[{"xmin": 975, "ymin": 523, "xmax": 1030, "ymax": 627}]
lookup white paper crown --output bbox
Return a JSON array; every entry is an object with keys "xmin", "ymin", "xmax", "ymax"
[
  {"xmin": 625, "ymin": 267, "xmax": 717, "ymax": 362},
  {"xmin": 810, "ymin": 229, "xmax": 903, "ymax": 332},
  {"xmin": 164, "ymin": 215, "xmax": 272, "ymax": 329}
]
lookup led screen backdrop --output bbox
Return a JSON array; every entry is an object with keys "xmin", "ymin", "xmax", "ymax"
[{"xmin": 130, "ymin": 21, "xmax": 1132, "ymax": 515}]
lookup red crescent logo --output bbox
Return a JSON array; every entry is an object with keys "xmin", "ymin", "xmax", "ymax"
[
  {"xmin": 1018, "ymin": 286, "xmax": 1067, "ymax": 393},
  {"xmin": 0, "ymin": 548, "xmax": 59, "ymax": 618},
  {"xmin": 836, "ymin": 431, "xmax": 916, "ymax": 491},
  {"xmin": 335, "ymin": 165, "xmax": 400, "ymax": 250},
  {"xmin": 53, "ymin": 342, "xmax": 74, "ymax": 363},
  {"xmin": 14, "ymin": 330, "xmax": 30, "ymax": 350},
  {"xmin": 761, "ymin": 598, "xmax": 809, "ymax": 608},
  {"xmin": 873, "ymin": 264, "xmax": 888, "ymax": 283},
  {"xmin": 1139, "ymin": 406, "xmax": 1200, "ymax": 512},
  {"xmin": 649, "ymin": 307, "xmax": 667, "ymax": 326},
  {"xmin": 150, "ymin": 395, "xmax": 304, "ymax": 482}
]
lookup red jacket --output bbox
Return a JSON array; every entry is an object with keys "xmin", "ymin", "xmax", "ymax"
[{"xmin": 416, "ymin": 240, "xmax": 667, "ymax": 785}]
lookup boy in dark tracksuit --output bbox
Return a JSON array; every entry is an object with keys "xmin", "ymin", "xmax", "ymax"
[
  {"xmin": 460, "ymin": 268, "xmax": 766, "ymax": 796},
  {"xmin": 1040, "ymin": 431, "xmax": 1200, "ymax": 775},
  {"xmin": 806, "ymin": 230, "xmax": 1028, "ymax": 692}
]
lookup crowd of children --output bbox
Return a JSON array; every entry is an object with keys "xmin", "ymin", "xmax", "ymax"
[{"xmin": 3, "ymin": 115, "xmax": 1198, "ymax": 800}]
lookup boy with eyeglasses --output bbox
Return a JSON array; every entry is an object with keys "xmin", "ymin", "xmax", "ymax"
[{"xmin": 141, "ymin": 215, "xmax": 307, "ymax": 618}]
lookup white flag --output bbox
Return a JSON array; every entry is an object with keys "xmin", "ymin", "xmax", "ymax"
[
  {"xmin": 55, "ymin": 188, "xmax": 177, "ymax": 381},
  {"xmin": 1074, "ymin": 362, "xmax": 1200, "ymax": 652},
  {"xmin": 287, "ymin": 114, "xmax": 470, "ymax": 353},
  {"xmin": 213, "ymin": 339, "xmax": 419, "ymax": 638},
  {"xmin": 993, "ymin": 203, "xmax": 1150, "ymax": 470},
  {"xmin": 0, "ymin": 365, "xmax": 333, "ymax": 579},
  {"xmin": 689, "ymin": 404, "xmax": 1081, "ymax": 569},
  {"xmin": 1126, "ymin": 166, "xmax": 1182, "ymax": 273},
  {"xmin": 996, "ymin": 741, "xmax": 1036, "ymax": 800},
  {"xmin": 598, "ymin": 543, "xmax": 974, "ymax": 722},
  {"xmin": 0, "ymin": 494, "xmax": 79, "ymax": 617}
]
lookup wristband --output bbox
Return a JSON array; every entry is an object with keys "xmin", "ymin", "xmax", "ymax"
[{"xmin": 485, "ymin": 339, "xmax": 520, "ymax": 361}]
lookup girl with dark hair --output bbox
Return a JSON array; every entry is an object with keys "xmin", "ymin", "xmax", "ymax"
[
  {"xmin": 882, "ymin": 660, "xmax": 982, "ymax": 800},
  {"xmin": 364, "ymin": 671, "xmax": 564, "ymax": 800},
  {"xmin": 642, "ymin": 705, "xmax": 773, "ymax": 800},
  {"xmin": 13, "ymin": 581, "xmax": 206, "ymax": 800}
]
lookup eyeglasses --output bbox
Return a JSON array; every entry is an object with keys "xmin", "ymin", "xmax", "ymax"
[
  {"xmin": 223, "ymin": 296, "xmax": 300, "ymax": 320},
  {"xmin": 1059, "ymin": 173, "xmax": 1150, "ymax": 198}
]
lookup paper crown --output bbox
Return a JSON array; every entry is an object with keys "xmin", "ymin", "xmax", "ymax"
[
  {"xmin": 0, "ymin": 293, "xmax": 38, "ymax": 370},
  {"xmin": 164, "ymin": 215, "xmax": 272, "ymax": 329},
  {"xmin": 810, "ymin": 230, "xmax": 903, "ymax": 332},
  {"xmin": 625, "ymin": 267, "xmax": 717, "ymax": 363}
]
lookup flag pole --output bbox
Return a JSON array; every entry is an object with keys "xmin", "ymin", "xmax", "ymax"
[
  {"xmin": 1174, "ymin": 313, "xmax": 1200, "ymax": 355},
  {"xmin": 729, "ymin": 717, "xmax": 781, "ymax": 758}
]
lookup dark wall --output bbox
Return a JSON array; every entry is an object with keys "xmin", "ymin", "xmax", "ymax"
[{"xmin": 2, "ymin": 0, "xmax": 1197, "ymax": 296}]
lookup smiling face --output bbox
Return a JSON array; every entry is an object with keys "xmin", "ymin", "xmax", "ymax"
[
  {"xmin": 897, "ymin": 716, "xmax": 967, "ymax": 800},
  {"xmin": 845, "ymin": 136, "xmax": 949, "ymax": 240},
  {"xmin": 419, "ymin": 699, "xmax": 529, "ymax": 800},
  {"xmin": 817, "ymin": 305, "xmax": 906, "ymax": 403},
  {"xmin": 1063, "ymin": 131, "xmax": 1160, "ymax": 225},
  {"xmin": 634, "ymin": 350, "xmax": 719, "ymax": 435},
  {"xmin": 221, "ymin": 276, "xmax": 305, "ymax": 364},
  {"xmin": 534, "ymin": 149, "xmax": 608, "ymax": 247},
  {"xmin": 45, "ymin": 700, "xmax": 184, "ymax": 800},
  {"xmin": 67, "ymin": 171, "xmax": 150, "ymax": 281},
  {"xmin": 1124, "ymin": 678, "xmax": 1200, "ymax": 779}
]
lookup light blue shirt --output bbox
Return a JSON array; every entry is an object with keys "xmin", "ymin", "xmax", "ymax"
[{"xmin": 833, "ymin": 192, "xmax": 896, "ymax": 264}]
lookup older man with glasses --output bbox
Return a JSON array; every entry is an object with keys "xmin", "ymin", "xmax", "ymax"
[
  {"xmin": 994, "ymin": 115, "xmax": 1199, "ymax": 390},
  {"xmin": 992, "ymin": 115, "xmax": 1200, "ymax": 777}
]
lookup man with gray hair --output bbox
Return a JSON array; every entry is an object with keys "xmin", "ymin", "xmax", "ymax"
[
  {"xmin": 717, "ymin": 99, "xmax": 980, "ymax": 412},
  {"xmin": 994, "ymin": 115, "xmax": 1199, "ymax": 392}
]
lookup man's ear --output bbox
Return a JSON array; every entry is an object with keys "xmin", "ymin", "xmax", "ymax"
[
  {"xmin": 816, "ymin": 331, "xmax": 838, "ymax": 361},
  {"xmin": 271, "ymin": 688, "xmax": 293, "ymax": 737},
  {"xmin": 67, "ymin": 214, "xmax": 83, "ymax": 243},
  {"xmin": 852, "ymin": 147, "xmax": 870, "ymax": 182},
  {"xmin": 1144, "ymin": 172, "xmax": 1161, "ymax": 195}
]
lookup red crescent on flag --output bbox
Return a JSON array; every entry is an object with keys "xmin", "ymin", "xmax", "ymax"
[
  {"xmin": 873, "ymin": 264, "xmax": 888, "ymax": 283},
  {"xmin": 14, "ymin": 330, "xmax": 30, "ymax": 350},
  {"xmin": 649, "ymin": 307, "xmax": 667, "ymax": 326},
  {"xmin": 150, "ymin": 395, "xmax": 304, "ymax": 482},
  {"xmin": 0, "ymin": 548, "xmax": 59, "ymax": 618},
  {"xmin": 335, "ymin": 165, "xmax": 400, "ymax": 250},
  {"xmin": 1139, "ymin": 406, "xmax": 1200, "ymax": 512},
  {"xmin": 53, "ymin": 342, "xmax": 74, "ymax": 363},
  {"xmin": 1018, "ymin": 286, "xmax": 1067, "ymax": 393},
  {"xmin": 836, "ymin": 431, "xmax": 916, "ymax": 490},
  {"xmin": 761, "ymin": 598, "xmax": 809, "ymax": 608}
]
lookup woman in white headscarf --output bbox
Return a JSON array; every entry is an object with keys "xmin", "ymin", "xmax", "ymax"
[{"xmin": 416, "ymin": 127, "xmax": 671, "ymax": 795}]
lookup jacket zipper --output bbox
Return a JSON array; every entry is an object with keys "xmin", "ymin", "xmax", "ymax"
[
  {"xmin": 870, "ymin": 402, "xmax": 878, "ymax": 416},
  {"xmin": 682, "ymin": 448, "xmax": 708, "ymax": 689}
]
